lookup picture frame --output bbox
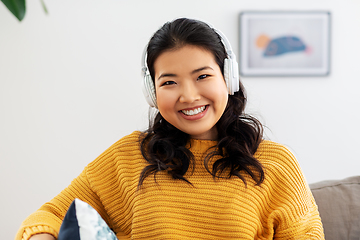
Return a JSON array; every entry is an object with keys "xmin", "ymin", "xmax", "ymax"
[{"xmin": 239, "ymin": 11, "xmax": 331, "ymax": 77}]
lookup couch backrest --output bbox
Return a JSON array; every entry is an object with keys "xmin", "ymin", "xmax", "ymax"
[{"xmin": 310, "ymin": 176, "xmax": 360, "ymax": 240}]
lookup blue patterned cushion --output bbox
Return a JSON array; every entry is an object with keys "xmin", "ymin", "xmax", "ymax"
[{"xmin": 58, "ymin": 199, "xmax": 117, "ymax": 240}]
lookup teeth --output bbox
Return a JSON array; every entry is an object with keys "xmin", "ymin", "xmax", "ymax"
[{"xmin": 181, "ymin": 106, "xmax": 206, "ymax": 116}]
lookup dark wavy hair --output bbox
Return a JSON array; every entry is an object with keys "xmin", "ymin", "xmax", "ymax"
[{"xmin": 139, "ymin": 18, "xmax": 264, "ymax": 187}]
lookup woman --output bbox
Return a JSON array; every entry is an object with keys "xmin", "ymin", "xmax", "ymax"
[{"xmin": 17, "ymin": 18, "xmax": 324, "ymax": 240}]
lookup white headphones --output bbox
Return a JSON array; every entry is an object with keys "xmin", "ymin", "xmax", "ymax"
[{"xmin": 141, "ymin": 23, "xmax": 239, "ymax": 108}]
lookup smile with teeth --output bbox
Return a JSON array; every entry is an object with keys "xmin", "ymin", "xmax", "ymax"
[{"xmin": 181, "ymin": 106, "xmax": 206, "ymax": 116}]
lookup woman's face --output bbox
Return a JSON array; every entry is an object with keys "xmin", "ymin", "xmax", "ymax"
[{"xmin": 153, "ymin": 45, "xmax": 228, "ymax": 140}]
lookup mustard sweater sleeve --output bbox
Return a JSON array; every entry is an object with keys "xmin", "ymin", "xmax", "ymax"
[
  {"xmin": 257, "ymin": 141, "xmax": 324, "ymax": 239},
  {"xmin": 15, "ymin": 163, "xmax": 110, "ymax": 240},
  {"xmin": 15, "ymin": 131, "xmax": 141, "ymax": 240}
]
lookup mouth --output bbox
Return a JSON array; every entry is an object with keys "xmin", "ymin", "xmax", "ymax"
[{"xmin": 180, "ymin": 105, "xmax": 207, "ymax": 116}]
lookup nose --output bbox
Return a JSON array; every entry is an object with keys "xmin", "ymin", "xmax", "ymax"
[{"xmin": 179, "ymin": 81, "xmax": 200, "ymax": 103}]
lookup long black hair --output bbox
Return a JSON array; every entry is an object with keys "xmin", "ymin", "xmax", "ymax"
[{"xmin": 139, "ymin": 18, "xmax": 264, "ymax": 187}]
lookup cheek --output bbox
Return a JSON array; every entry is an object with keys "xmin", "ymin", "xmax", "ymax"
[
  {"xmin": 156, "ymin": 90, "xmax": 177, "ymax": 112},
  {"xmin": 216, "ymin": 92, "xmax": 229, "ymax": 112},
  {"xmin": 204, "ymin": 81, "xmax": 228, "ymax": 104}
]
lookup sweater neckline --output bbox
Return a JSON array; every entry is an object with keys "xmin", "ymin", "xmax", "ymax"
[{"xmin": 187, "ymin": 138, "xmax": 218, "ymax": 153}]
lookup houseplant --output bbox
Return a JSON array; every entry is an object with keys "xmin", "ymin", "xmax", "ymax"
[{"xmin": 1, "ymin": 0, "xmax": 47, "ymax": 21}]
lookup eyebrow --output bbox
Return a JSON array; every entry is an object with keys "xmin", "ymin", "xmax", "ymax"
[
  {"xmin": 157, "ymin": 73, "xmax": 177, "ymax": 81},
  {"xmin": 157, "ymin": 66, "xmax": 214, "ymax": 81},
  {"xmin": 192, "ymin": 66, "xmax": 214, "ymax": 74}
]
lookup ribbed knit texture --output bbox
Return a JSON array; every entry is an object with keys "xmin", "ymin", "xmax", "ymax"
[{"xmin": 16, "ymin": 131, "xmax": 324, "ymax": 239}]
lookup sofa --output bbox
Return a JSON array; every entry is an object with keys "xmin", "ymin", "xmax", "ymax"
[{"xmin": 310, "ymin": 176, "xmax": 360, "ymax": 240}]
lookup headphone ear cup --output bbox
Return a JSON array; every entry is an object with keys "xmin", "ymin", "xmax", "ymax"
[
  {"xmin": 231, "ymin": 58, "xmax": 240, "ymax": 94},
  {"xmin": 223, "ymin": 58, "xmax": 233, "ymax": 95},
  {"xmin": 142, "ymin": 73, "xmax": 157, "ymax": 108},
  {"xmin": 223, "ymin": 58, "xmax": 239, "ymax": 95}
]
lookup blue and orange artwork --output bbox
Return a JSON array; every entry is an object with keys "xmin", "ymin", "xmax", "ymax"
[{"xmin": 256, "ymin": 34, "xmax": 312, "ymax": 57}]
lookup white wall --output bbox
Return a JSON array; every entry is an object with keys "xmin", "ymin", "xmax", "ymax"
[{"xmin": 1, "ymin": 0, "xmax": 360, "ymax": 239}]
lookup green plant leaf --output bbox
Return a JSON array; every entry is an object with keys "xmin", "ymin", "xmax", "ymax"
[
  {"xmin": 1, "ymin": 0, "xmax": 26, "ymax": 21},
  {"xmin": 40, "ymin": 0, "xmax": 48, "ymax": 14}
]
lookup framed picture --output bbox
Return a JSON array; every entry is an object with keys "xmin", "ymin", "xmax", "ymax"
[{"xmin": 239, "ymin": 11, "xmax": 331, "ymax": 77}]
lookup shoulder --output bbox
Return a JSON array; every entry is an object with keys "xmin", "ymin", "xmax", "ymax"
[
  {"xmin": 83, "ymin": 131, "xmax": 145, "ymax": 197},
  {"xmin": 255, "ymin": 140, "xmax": 295, "ymax": 160},
  {"xmin": 255, "ymin": 140, "xmax": 299, "ymax": 170},
  {"xmin": 255, "ymin": 140, "xmax": 306, "ymax": 187},
  {"xmin": 100, "ymin": 131, "xmax": 142, "ymax": 156},
  {"xmin": 110, "ymin": 130, "xmax": 142, "ymax": 149},
  {"xmin": 87, "ymin": 131, "xmax": 143, "ymax": 171}
]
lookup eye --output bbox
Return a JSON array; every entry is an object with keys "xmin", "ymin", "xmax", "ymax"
[
  {"xmin": 161, "ymin": 81, "xmax": 176, "ymax": 86},
  {"xmin": 197, "ymin": 74, "xmax": 209, "ymax": 80}
]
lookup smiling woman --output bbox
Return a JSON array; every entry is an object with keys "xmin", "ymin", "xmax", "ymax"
[{"xmin": 17, "ymin": 18, "xmax": 324, "ymax": 240}]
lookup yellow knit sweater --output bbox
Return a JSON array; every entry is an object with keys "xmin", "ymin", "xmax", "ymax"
[{"xmin": 16, "ymin": 131, "xmax": 324, "ymax": 239}]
